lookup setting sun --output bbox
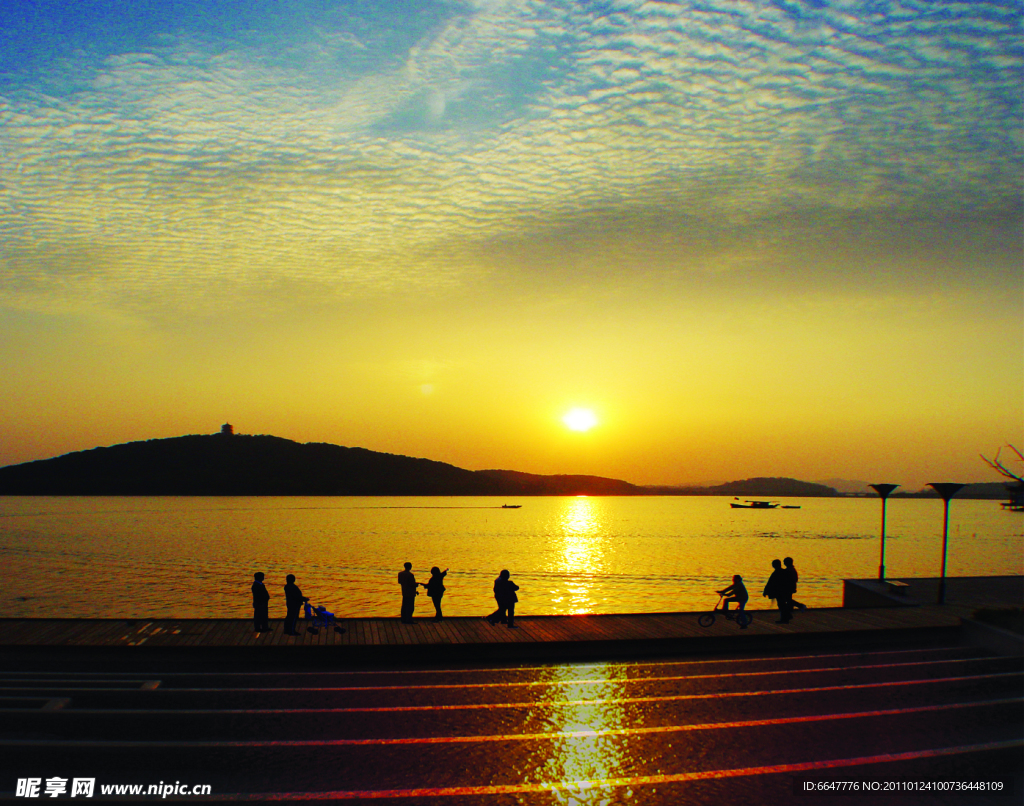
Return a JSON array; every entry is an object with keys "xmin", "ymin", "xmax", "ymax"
[{"xmin": 563, "ymin": 408, "xmax": 599, "ymax": 432}]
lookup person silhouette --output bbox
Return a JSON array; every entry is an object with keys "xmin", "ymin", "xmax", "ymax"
[
  {"xmin": 425, "ymin": 566, "xmax": 448, "ymax": 620},
  {"xmin": 489, "ymin": 569, "xmax": 520, "ymax": 629},
  {"xmin": 486, "ymin": 570, "xmax": 506, "ymax": 625},
  {"xmin": 771, "ymin": 558, "xmax": 795, "ymax": 623},
  {"xmin": 398, "ymin": 562, "xmax": 423, "ymax": 624},
  {"xmin": 251, "ymin": 572, "xmax": 271, "ymax": 633},
  {"xmin": 784, "ymin": 557, "xmax": 807, "ymax": 611},
  {"xmin": 486, "ymin": 573, "xmax": 505, "ymax": 625},
  {"xmin": 717, "ymin": 574, "xmax": 748, "ymax": 626},
  {"xmin": 764, "ymin": 559, "xmax": 792, "ymax": 623},
  {"xmin": 283, "ymin": 574, "xmax": 309, "ymax": 635}
]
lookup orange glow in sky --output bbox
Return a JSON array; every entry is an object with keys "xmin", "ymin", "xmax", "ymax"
[{"xmin": 0, "ymin": 1, "xmax": 1020, "ymax": 491}]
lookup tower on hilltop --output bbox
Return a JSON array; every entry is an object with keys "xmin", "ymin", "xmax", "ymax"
[{"xmin": 220, "ymin": 423, "xmax": 234, "ymax": 436}]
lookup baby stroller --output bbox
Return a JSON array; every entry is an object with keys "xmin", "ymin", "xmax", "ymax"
[{"xmin": 303, "ymin": 602, "xmax": 346, "ymax": 635}]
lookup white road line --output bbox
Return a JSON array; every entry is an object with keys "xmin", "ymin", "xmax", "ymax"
[
  {"xmin": 8, "ymin": 672, "xmax": 1019, "ymax": 717},
  {"xmin": 14, "ymin": 697, "xmax": 1018, "ymax": 748},
  {"xmin": 0, "ymin": 680, "xmax": 160, "ymax": 692},
  {"xmin": 43, "ymin": 655, "xmax": 1001, "ymax": 693},
  {"xmin": 192, "ymin": 739, "xmax": 1024, "ymax": 800},
  {"xmin": 0, "ymin": 646, "xmax": 970, "ymax": 678},
  {"xmin": 0, "ymin": 696, "xmax": 70, "ymax": 711},
  {"xmin": 0, "ymin": 678, "xmax": 156, "ymax": 683}
]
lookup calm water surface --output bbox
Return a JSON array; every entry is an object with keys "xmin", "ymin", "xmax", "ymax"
[{"xmin": 1, "ymin": 496, "xmax": 1020, "ymax": 618}]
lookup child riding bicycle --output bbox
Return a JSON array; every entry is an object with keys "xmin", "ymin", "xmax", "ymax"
[{"xmin": 717, "ymin": 574, "xmax": 749, "ymax": 625}]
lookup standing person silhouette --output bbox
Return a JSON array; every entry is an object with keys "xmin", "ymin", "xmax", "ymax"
[
  {"xmin": 763, "ymin": 559, "xmax": 791, "ymax": 623},
  {"xmin": 769, "ymin": 558, "xmax": 795, "ymax": 623},
  {"xmin": 486, "ymin": 571, "xmax": 506, "ymax": 625},
  {"xmin": 398, "ymin": 562, "xmax": 422, "ymax": 624},
  {"xmin": 784, "ymin": 557, "xmax": 807, "ymax": 611},
  {"xmin": 425, "ymin": 566, "xmax": 448, "ymax": 621},
  {"xmin": 283, "ymin": 574, "xmax": 309, "ymax": 635},
  {"xmin": 490, "ymin": 569, "xmax": 520, "ymax": 628},
  {"xmin": 251, "ymin": 572, "xmax": 271, "ymax": 633}
]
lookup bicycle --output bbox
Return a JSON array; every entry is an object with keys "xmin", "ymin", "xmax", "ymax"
[{"xmin": 698, "ymin": 595, "xmax": 752, "ymax": 628}]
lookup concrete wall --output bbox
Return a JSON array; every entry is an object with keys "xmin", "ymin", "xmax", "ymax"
[{"xmin": 843, "ymin": 579, "xmax": 917, "ymax": 608}]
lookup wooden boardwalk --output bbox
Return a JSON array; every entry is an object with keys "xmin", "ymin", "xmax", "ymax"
[
  {"xmin": 0, "ymin": 606, "xmax": 966, "ymax": 657},
  {"xmin": 2, "ymin": 577, "xmax": 1016, "ymax": 661}
]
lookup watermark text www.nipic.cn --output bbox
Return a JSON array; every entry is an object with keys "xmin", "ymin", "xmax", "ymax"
[{"xmin": 16, "ymin": 778, "xmax": 213, "ymax": 798}]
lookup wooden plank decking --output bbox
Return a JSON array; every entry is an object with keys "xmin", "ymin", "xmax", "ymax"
[
  {"xmin": 0, "ymin": 606, "xmax": 964, "ymax": 653},
  {"xmin": 1, "ymin": 577, "xmax": 1015, "ymax": 660}
]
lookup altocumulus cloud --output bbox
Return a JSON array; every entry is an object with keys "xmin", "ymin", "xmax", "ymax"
[{"xmin": 0, "ymin": 0, "xmax": 1019, "ymax": 314}]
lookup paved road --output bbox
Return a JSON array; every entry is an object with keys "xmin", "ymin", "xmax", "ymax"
[{"xmin": 1, "ymin": 641, "xmax": 1020, "ymax": 803}]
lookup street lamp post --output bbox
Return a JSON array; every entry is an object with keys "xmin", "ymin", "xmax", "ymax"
[
  {"xmin": 870, "ymin": 484, "xmax": 899, "ymax": 580},
  {"xmin": 927, "ymin": 483, "xmax": 965, "ymax": 605}
]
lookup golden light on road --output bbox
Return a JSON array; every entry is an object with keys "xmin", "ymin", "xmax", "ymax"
[
  {"xmin": 539, "ymin": 662, "xmax": 628, "ymax": 805},
  {"xmin": 563, "ymin": 408, "xmax": 598, "ymax": 432}
]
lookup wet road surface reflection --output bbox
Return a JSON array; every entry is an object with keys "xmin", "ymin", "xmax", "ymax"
[
  {"xmin": 532, "ymin": 662, "xmax": 629, "ymax": 805},
  {"xmin": 1, "ymin": 645, "xmax": 1020, "ymax": 802}
]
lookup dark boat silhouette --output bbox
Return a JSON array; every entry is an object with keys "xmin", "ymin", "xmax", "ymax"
[{"xmin": 730, "ymin": 499, "xmax": 779, "ymax": 509}]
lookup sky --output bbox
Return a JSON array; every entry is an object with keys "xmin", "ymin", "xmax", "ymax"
[{"xmin": 1, "ymin": 0, "xmax": 1021, "ymax": 491}]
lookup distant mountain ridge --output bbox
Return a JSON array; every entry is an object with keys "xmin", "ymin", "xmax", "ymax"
[
  {"xmin": 477, "ymin": 469, "xmax": 645, "ymax": 496},
  {"xmin": 704, "ymin": 477, "xmax": 839, "ymax": 497},
  {"xmin": 815, "ymin": 477, "xmax": 873, "ymax": 494},
  {"xmin": 0, "ymin": 432, "xmax": 1003, "ymax": 498},
  {"xmin": 641, "ymin": 477, "xmax": 839, "ymax": 497},
  {"xmin": 0, "ymin": 433, "xmax": 642, "ymax": 496}
]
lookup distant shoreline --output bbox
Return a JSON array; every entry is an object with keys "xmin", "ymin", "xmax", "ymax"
[
  {"xmin": 0, "ymin": 431, "xmax": 1011, "ymax": 499},
  {"xmin": 0, "ymin": 489, "xmax": 1012, "ymax": 499}
]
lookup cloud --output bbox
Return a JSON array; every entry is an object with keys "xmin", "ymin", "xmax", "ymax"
[{"xmin": 0, "ymin": 0, "xmax": 1019, "ymax": 315}]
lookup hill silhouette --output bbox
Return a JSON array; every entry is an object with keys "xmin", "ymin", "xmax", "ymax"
[
  {"xmin": 0, "ymin": 433, "xmax": 643, "ymax": 496},
  {"xmin": 640, "ymin": 478, "xmax": 839, "ymax": 497},
  {"xmin": 705, "ymin": 477, "xmax": 839, "ymax": 497},
  {"xmin": 477, "ymin": 469, "xmax": 646, "ymax": 496}
]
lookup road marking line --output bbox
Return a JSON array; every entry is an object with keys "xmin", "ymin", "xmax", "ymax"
[
  {"xmin": 0, "ymin": 679, "xmax": 158, "ymax": 686},
  {"xmin": 5, "ymin": 696, "xmax": 1019, "ymax": 748},
  {"xmin": 68, "ymin": 656, "xmax": 1004, "ymax": 693},
  {"xmin": 0, "ymin": 646, "xmax": 969, "ymax": 678},
  {"xmin": 125, "ymin": 739, "xmax": 1024, "ymax": 800},
  {"xmin": 0, "ymin": 680, "xmax": 161, "ymax": 692},
  {"xmin": 0, "ymin": 697, "xmax": 71, "ymax": 712},
  {"xmin": 26, "ymin": 671, "xmax": 1021, "ymax": 716}
]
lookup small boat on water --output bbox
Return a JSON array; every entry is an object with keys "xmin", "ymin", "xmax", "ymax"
[
  {"xmin": 730, "ymin": 500, "xmax": 778, "ymax": 509},
  {"xmin": 501, "ymin": 504, "xmax": 522, "ymax": 509}
]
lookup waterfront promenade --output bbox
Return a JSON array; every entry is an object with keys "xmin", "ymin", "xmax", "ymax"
[
  {"xmin": 1, "ymin": 576, "xmax": 1019, "ymax": 662},
  {"xmin": 2, "ymin": 576, "xmax": 1020, "ymax": 803}
]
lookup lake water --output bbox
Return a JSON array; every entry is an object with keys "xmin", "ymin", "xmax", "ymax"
[{"xmin": 1, "ymin": 496, "xmax": 1020, "ymax": 619}]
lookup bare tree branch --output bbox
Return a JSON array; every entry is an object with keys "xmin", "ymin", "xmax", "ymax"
[{"xmin": 981, "ymin": 445, "xmax": 1024, "ymax": 484}]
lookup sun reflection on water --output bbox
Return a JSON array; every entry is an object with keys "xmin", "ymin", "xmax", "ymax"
[
  {"xmin": 537, "ymin": 663, "xmax": 630, "ymax": 806},
  {"xmin": 552, "ymin": 497, "xmax": 606, "ymax": 615}
]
